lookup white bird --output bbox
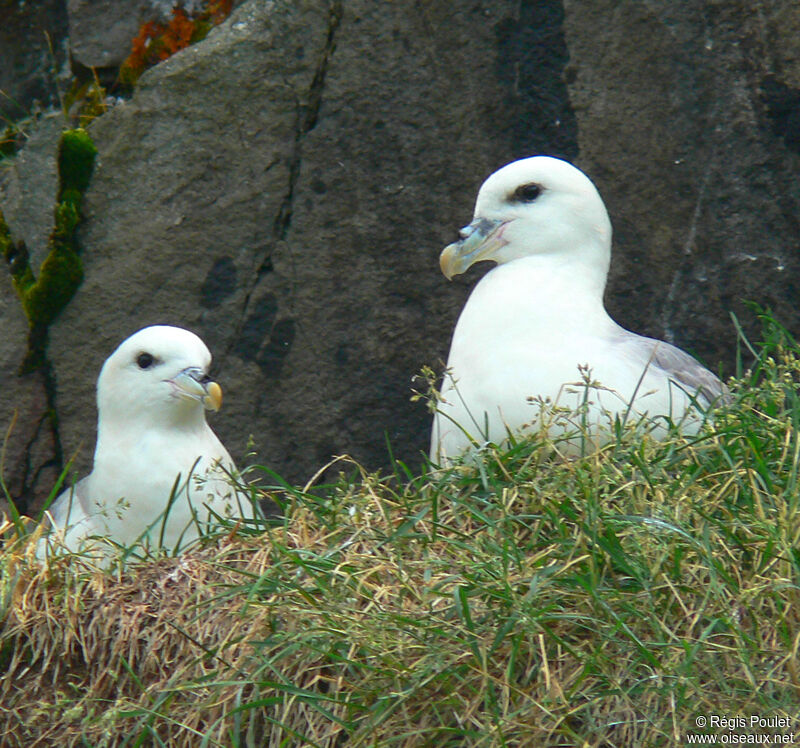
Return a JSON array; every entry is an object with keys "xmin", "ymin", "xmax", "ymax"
[
  {"xmin": 431, "ymin": 156, "xmax": 727, "ymax": 464},
  {"xmin": 39, "ymin": 325, "xmax": 253, "ymax": 560}
]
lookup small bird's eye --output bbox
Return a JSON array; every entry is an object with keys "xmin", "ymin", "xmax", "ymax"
[
  {"xmin": 511, "ymin": 183, "xmax": 542, "ymax": 203},
  {"xmin": 136, "ymin": 352, "xmax": 155, "ymax": 369}
]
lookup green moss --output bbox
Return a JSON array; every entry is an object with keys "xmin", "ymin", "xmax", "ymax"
[
  {"xmin": 0, "ymin": 211, "xmax": 13, "ymax": 262},
  {"xmin": 52, "ymin": 199, "xmax": 81, "ymax": 241},
  {"xmin": 3, "ymin": 128, "xmax": 97, "ymax": 372},
  {"xmin": 57, "ymin": 188, "xmax": 83, "ymax": 214},
  {"xmin": 190, "ymin": 20, "xmax": 213, "ymax": 43},
  {"xmin": 57, "ymin": 128, "xmax": 97, "ymax": 198},
  {"xmin": 23, "ymin": 248, "xmax": 84, "ymax": 327}
]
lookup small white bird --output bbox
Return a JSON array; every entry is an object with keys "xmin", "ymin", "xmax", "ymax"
[
  {"xmin": 431, "ymin": 156, "xmax": 726, "ymax": 464},
  {"xmin": 39, "ymin": 325, "xmax": 252, "ymax": 560}
]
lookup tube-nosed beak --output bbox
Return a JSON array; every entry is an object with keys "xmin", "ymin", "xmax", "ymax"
[
  {"xmin": 169, "ymin": 367, "xmax": 223, "ymax": 412},
  {"xmin": 439, "ymin": 217, "xmax": 510, "ymax": 280}
]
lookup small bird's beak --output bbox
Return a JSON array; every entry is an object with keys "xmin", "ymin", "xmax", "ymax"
[
  {"xmin": 439, "ymin": 217, "xmax": 510, "ymax": 280},
  {"xmin": 169, "ymin": 367, "xmax": 223, "ymax": 412}
]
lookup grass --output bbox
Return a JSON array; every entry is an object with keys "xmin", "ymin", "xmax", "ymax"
[{"xmin": 1, "ymin": 315, "xmax": 800, "ymax": 746}]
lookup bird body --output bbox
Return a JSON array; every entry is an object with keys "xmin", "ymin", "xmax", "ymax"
[
  {"xmin": 431, "ymin": 157, "xmax": 726, "ymax": 463},
  {"xmin": 40, "ymin": 325, "xmax": 250, "ymax": 559}
]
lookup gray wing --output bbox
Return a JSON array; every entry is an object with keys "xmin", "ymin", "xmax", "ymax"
[{"xmin": 613, "ymin": 331, "xmax": 730, "ymax": 408}]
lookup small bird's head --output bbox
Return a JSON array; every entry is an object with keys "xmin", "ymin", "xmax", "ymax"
[
  {"xmin": 439, "ymin": 156, "xmax": 613, "ymax": 279},
  {"xmin": 97, "ymin": 325, "xmax": 223, "ymax": 429}
]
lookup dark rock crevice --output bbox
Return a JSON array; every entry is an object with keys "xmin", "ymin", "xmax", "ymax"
[
  {"xmin": 274, "ymin": 0, "xmax": 344, "ymax": 243},
  {"xmin": 494, "ymin": 0, "xmax": 578, "ymax": 161},
  {"xmin": 2, "ymin": 354, "xmax": 64, "ymax": 516},
  {"xmin": 227, "ymin": 0, "xmax": 343, "ymax": 373},
  {"xmin": 19, "ymin": 361, "xmax": 64, "ymax": 513}
]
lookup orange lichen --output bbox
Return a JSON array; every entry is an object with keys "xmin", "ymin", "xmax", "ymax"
[
  {"xmin": 207, "ymin": 0, "xmax": 234, "ymax": 24},
  {"xmin": 119, "ymin": 1, "xmax": 234, "ymax": 88},
  {"xmin": 163, "ymin": 7, "xmax": 196, "ymax": 52}
]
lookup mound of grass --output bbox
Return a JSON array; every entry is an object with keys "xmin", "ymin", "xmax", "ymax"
[{"xmin": 1, "ymin": 316, "xmax": 800, "ymax": 746}]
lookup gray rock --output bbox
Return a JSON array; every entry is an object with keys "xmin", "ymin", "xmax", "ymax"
[
  {"xmin": 67, "ymin": 0, "xmax": 153, "ymax": 69},
  {"xmin": 1, "ymin": 0, "xmax": 799, "ymax": 514},
  {"xmin": 0, "ymin": 0, "xmax": 69, "ymax": 121},
  {"xmin": 0, "ymin": 111, "xmax": 64, "ymax": 270},
  {"xmin": 0, "ymin": 265, "xmax": 62, "ymax": 518},
  {"xmin": 563, "ymin": 0, "xmax": 800, "ymax": 366}
]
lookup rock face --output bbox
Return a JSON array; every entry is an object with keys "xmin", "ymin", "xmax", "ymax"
[
  {"xmin": 564, "ymin": 0, "xmax": 800, "ymax": 361},
  {"xmin": 2, "ymin": 0, "xmax": 800, "ymax": 512},
  {"xmin": 0, "ymin": 1, "xmax": 69, "ymax": 122},
  {"xmin": 67, "ymin": 0, "xmax": 158, "ymax": 69}
]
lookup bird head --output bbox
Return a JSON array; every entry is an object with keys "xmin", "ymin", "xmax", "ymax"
[
  {"xmin": 96, "ymin": 325, "xmax": 223, "ymax": 430},
  {"xmin": 439, "ymin": 156, "xmax": 613, "ymax": 280}
]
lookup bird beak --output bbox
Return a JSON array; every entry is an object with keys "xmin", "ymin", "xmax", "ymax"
[
  {"xmin": 439, "ymin": 217, "xmax": 510, "ymax": 280},
  {"xmin": 169, "ymin": 367, "xmax": 223, "ymax": 412}
]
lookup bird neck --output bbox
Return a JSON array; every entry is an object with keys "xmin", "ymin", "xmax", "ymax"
[
  {"xmin": 481, "ymin": 251, "xmax": 610, "ymax": 325},
  {"xmin": 95, "ymin": 403, "xmax": 209, "ymax": 451}
]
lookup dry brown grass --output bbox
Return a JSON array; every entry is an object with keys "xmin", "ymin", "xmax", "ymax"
[{"xmin": 3, "ymin": 533, "xmax": 271, "ymax": 746}]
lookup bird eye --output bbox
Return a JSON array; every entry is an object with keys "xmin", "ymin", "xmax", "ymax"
[
  {"xmin": 511, "ymin": 183, "xmax": 542, "ymax": 203},
  {"xmin": 136, "ymin": 352, "xmax": 155, "ymax": 369}
]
